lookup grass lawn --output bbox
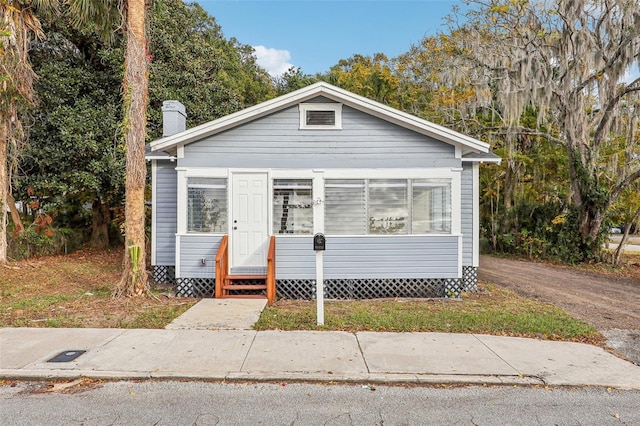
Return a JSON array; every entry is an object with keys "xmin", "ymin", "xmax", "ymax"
[
  {"xmin": 0, "ymin": 248, "xmax": 604, "ymax": 345},
  {"xmin": 255, "ymin": 283, "xmax": 602, "ymax": 345}
]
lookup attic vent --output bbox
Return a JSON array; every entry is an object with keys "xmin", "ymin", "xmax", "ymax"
[
  {"xmin": 299, "ymin": 103, "xmax": 342, "ymax": 130},
  {"xmin": 306, "ymin": 110, "xmax": 335, "ymax": 126}
]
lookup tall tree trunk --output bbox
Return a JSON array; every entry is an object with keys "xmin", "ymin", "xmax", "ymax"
[
  {"xmin": 613, "ymin": 206, "xmax": 640, "ymax": 265},
  {"xmin": 90, "ymin": 198, "xmax": 110, "ymax": 249},
  {"xmin": 0, "ymin": 121, "xmax": 7, "ymax": 264},
  {"xmin": 568, "ymin": 146, "xmax": 607, "ymax": 259},
  {"xmin": 114, "ymin": 0, "xmax": 150, "ymax": 297}
]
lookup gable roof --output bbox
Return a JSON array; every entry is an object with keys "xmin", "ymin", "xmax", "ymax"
[{"xmin": 149, "ymin": 82, "xmax": 492, "ymax": 154}]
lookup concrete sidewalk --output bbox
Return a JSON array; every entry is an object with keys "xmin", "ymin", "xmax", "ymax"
[{"xmin": 2, "ymin": 327, "xmax": 640, "ymax": 389}]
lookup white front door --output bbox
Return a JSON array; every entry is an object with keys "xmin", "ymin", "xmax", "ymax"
[{"xmin": 231, "ymin": 173, "xmax": 269, "ymax": 271}]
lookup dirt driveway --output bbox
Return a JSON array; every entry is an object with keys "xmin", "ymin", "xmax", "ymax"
[
  {"xmin": 479, "ymin": 256, "xmax": 640, "ymax": 330},
  {"xmin": 479, "ymin": 256, "xmax": 640, "ymax": 364}
]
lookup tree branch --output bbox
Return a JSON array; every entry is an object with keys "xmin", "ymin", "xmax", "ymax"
[{"xmin": 593, "ymin": 78, "xmax": 640, "ymax": 147}]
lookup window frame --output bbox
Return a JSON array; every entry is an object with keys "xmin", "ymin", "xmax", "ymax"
[
  {"xmin": 324, "ymin": 178, "xmax": 453, "ymax": 236},
  {"xmin": 272, "ymin": 178, "xmax": 314, "ymax": 235},
  {"xmin": 186, "ymin": 177, "xmax": 228, "ymax": 234}
]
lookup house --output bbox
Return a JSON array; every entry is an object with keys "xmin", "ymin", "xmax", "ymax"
[{"xmin": 146, "ymin": 82, "xmax": 500, "ymax": 302}]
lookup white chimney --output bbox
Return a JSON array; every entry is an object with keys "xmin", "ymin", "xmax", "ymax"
[{"xmin": 162, "ymin": 100, "xmax": 187, "ymax": 137}]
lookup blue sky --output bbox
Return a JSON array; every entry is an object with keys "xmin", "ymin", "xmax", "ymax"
[{"xmin": 198, "ymin": 0, "xmax": 461, "ymax": 76}]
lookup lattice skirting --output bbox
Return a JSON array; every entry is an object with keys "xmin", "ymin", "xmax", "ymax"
[
  {"xmin": 175, "ymin": 278, "xmax": 215, "ymax": 297},
  {"xmin": 151, "ymin": 265, "xmax": 176, "ymax": 285},
  {"xmin": 278, "ymin": 277, "xmax": 463, "ymax": 300},
  {"xmin": 152, "ymin": 265, "xmax": 467, "ymax": 299},
  {"xmin": 462, "ymin": 266, "xmax": 478, "ymax": 292}
]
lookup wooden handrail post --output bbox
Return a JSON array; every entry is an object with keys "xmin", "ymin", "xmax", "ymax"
[
  {"xmin": 215, "ymin": 235, "xmax": 229, "ymax": 298},
  {"xmin": 266, "ymin": 236, "xmax": 276, "ymax": 305}
]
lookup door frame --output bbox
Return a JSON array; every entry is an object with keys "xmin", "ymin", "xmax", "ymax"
[{"xmin": 229, "ymin": 171, "xmax": 270, "ymax": 270}]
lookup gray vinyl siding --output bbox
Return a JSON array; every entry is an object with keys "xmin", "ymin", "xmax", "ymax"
[
  {"xmin": 179, "ymin": 106, "xmax": 459, "ymax": 169},
  {"xmin": 276, "ymin": 235, "xmax": 459, "ymax": 280},
  {"xmin": 461, "ymin": 164, "xmax": 473, "ymax": 266},
  {"xmin": 154, "ymin": 161, "xmax": 177, "ymax": 265},
  {"xmin": 178, "ymin": 235, "xmax": 223, "ymax": 278}
]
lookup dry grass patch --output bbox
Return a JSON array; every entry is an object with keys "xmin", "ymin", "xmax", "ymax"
[{"xmin": 0, "ymin": 249, "xmax": 196, "ymax": 328}]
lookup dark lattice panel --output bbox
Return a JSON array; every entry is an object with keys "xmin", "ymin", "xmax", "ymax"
[
  {"xmin": 277, "ymin": 278, "xmax": 461, "ymax": 300},
  {"xmin": 276, "ymin": 280, "xmax": 315, "ymax": 300},
  {"xmin": 152, "ymin": 265, "xmax": 176, "ymax": 285},
  {"xmin": 174, "ymin": 277, "xmax": 463, "ymax": 300},
  {"xmin": 462, "ymin": 266, "xmax": 478, "ymax": 292},
  {"xmin": 175, "ymin": 278, "xmax": 215, "ymax": 297},
  {"xmin": 442, "ymin": 278, "xmax": 463, "ymax": 298}
]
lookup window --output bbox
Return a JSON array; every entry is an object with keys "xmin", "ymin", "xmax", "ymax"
[
  {"xmin": 325, "ymin": 179, "xmax": 451, "ymax": 235},
  {"xmin": 187, "ymin": 178, "xmax": 227, "ymax": 233},
  {"xmin": 412, "ymin": 180, "xmax": 451, "ymax": 233},
  {"xmin": 369, "ymin": 180, "xmax": 409, "ymax": 234},
  {"xmin": 325, "ymin": 180, "xmax": 367, "ymax": 235},
  {"xmin": 273, "ymin": 179, "xmax": 313, "ymax": 234},
  {"xmin": 299, "ymin": 103, "xmax": 342, "ymax": 129}
]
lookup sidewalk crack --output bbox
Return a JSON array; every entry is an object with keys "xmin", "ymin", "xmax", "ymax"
[
  {"xmin": 239, "ymin": 331, "xmax": 259, "ymax": 372},
  {"xmin": 471, "ymin": 334, "xmax": 521, "ymax": 376},
  {"xmin": 354, "ymin": 332, "xmax": 371, "ymax": 374}
]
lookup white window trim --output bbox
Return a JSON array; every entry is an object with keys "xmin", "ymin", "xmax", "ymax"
[{"xmin": 299, "ymin": 103, "xmax": 342, "ymax": 130}]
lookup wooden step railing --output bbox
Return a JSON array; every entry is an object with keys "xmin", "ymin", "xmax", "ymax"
[
  {"xmin": 214, "ymin": 235, "xmax": 228, "ymax": 299},
  {"xmin": 266, "ymin": 236, "xmax": 276, "ymax": 305},
  {"xmin": 214, "ymin": 235, "xmax": 276, "ymax": 305}
]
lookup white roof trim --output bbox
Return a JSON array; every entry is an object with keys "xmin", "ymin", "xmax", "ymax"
[{"xmin": 150, "ymin": 82, "xmax": 491, "ymax": 153}]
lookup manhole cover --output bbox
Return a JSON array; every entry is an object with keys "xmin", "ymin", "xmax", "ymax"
[{"xmin": 47, "ymin": 350, "xmax": 86, "ymax": 363}]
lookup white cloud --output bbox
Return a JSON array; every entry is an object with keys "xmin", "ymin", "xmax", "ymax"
[{"xmin": 253, "ymin": 45, "xmax": 293, "ymax": 77}]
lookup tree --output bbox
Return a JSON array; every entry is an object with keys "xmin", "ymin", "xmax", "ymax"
[
  {"xmin": 448, "ymin": 0, "xmax": 640, "ymax": 260},
  {"xmin": 113, "ymin": 0, "xmax": 149, "ymax": 297},
  {"xmin": 20, "ymin": 24, "xmax": 124, "ymax": 249},
  {"xmin": 274, "ymin": 67, "xmax": 318, "ymax": 95},
  {"xmin": 146, "ymin": 0, "xmax": 275, "ymax": 139},
  {"xmin": 325, "ymin": 53, "xmax": 400, "ymax": 106},
  {"xmin": 1, "ymin": 1, "xmax": 51, "ymax": 263},
  {"xmin": 1, "ymin": 0, "xmax": 116, "ymax": 262}
]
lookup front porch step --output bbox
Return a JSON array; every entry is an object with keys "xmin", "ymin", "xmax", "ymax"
[
  {"xmin": 221, "ymin": 294, "xmax": 268, "ymax": 299},
  {"xmin": 221, "ymin": 274, "xmax": 268, "ymax": 299},
  {"xmin": 225, "ymin": 275, "xmax": 267, "ymax": 281},
  {"xmin": 222, "ymin": 284, "xmax": 267, "ymax": 291}
]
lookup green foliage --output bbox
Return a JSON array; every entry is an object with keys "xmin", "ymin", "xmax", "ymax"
[
  {"xmin": 7, "ymin": 223, "xmax": 85, "ymax": 260},
  {"xmin": 10, "ymin": 0, "xmax": 278, "ymax": 258},
  {"xmin": 146, "ymin": 0, "xmax": 276, "ymax": 139},
  {"xmin": 275, "ymin": 67, "xmax": 319, "ymax": 95},
  {"xmin": 324, "ymin": 53, "xmax": 400, "ymax": 107}
]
